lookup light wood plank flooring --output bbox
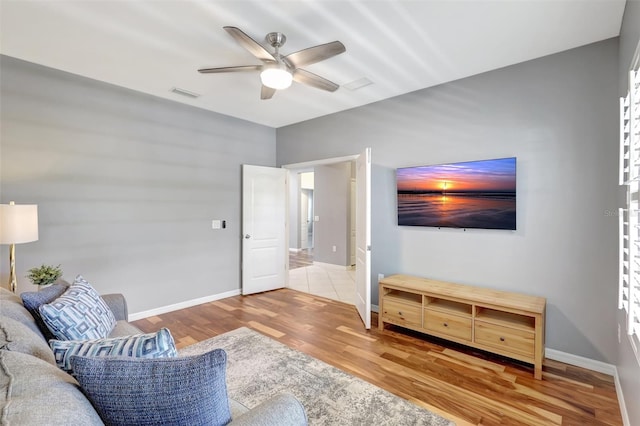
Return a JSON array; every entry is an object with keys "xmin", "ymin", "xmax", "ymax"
[
  {"xmin": 132, "ymin": 289, "xmax": 623, "ymax": 426},
  {"xmin": 289, "ymin": 248, "xmax": 314, "ymax": 269}
]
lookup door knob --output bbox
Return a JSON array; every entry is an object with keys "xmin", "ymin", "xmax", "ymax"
[{"xmin": 245, "ymin": 234, "xmax": 251, "ymax": 239}]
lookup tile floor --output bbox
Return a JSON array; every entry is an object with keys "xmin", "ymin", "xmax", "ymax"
[{"xmin": 288, "ymin": 262, "xmax": 356, "ymax": 305}]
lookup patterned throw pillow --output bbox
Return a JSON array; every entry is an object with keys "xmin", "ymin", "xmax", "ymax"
[
  {"xmin": 71, "ymin": 348, "xmax": 232, "ymax": 426},
  {"xmin": 39, "ymin": 276, "xmax": 116, "ymax": 341},
  {"xmin": 20, "ymin": 283, "xmax": 69, "ymax": 341},
  {"xmin": 50, "ymin": 328, "xmax": 177, "ymax": 374}
]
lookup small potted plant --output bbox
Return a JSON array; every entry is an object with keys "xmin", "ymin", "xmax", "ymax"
[{"xmin": 26, "ymin": 264, "xmax": 63, "ymax": 289}]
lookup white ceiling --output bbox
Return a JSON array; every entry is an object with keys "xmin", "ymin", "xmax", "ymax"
[{"xmin": 0, "ymin": 0, "xmax": 626, "ymax": 128}]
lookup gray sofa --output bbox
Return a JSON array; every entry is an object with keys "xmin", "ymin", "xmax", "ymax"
[{"xmin": 0, "ymin": 287, "xmax": 307, "ymax": 425}]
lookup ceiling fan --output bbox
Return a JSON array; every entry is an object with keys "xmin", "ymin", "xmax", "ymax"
[{"xmin": 198, "ymin": 26, "xmax": 346, "ymax": 100}]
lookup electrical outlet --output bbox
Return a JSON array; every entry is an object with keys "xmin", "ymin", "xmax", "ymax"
[
  {"xmin": 332, "ymin": 245, "xmax": 337, "ymax": 252},
  {"xmin": 378, "ymin": 273, "xmax": 384, "ymax": 281}
]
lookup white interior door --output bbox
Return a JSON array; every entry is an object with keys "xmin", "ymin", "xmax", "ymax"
[
  {"xmin": 242, "ymin": 165, "xmax": 287, "ymax": 295},
  {"xmin": 355, "ymin": 148, "xmax": 371, "ymax": 329}
]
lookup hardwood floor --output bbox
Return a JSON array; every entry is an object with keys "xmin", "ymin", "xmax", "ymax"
[
  {"xmin": 289, "ymin": 248, "xmax": 314, "ymax": 269},
  {"xmin": 133, "ymin": 289, "xmax": 623, "ymax": 426}
]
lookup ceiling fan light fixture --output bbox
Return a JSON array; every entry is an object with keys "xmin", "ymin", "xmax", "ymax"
[
  {"xmin": 200, "ymin": 26, "xmax": 345, "ymax": 99},
  {"xmin": 260, "ymin": 64, "xmax": 293, "ymax": 90}
]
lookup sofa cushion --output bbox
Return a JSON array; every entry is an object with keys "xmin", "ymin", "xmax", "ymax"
[
  {"xmin": 0, "ymin": 288, "xmax": 46, "ymax": 340},
  {"xmin": 71, "ymin": 348, "xmax": 232, "ymax": 426},
  {"xmin": 0, "ymin": 287, "xmax": 22, "ymax": 304},
  {"xmin": 0, "ymin": 315, "xmax": 55, "ymax": 365},
  {"xmin": 228, "ymin": 393, "xmax": 308, "ymax": 426},
  {"xmin": 109, "ymin": 320, "xmax": 144, "ymax": 337},
  {"xmin": 229, "ymin": 399, "xmax": 250, "ymax": 419},
  {"xmin": 0, "ymin": 350, "xmax": 103, "ymax": 425},
  {"xmin": 20, "ymin": 282, "xmax": 69, "ymax": 341},
  {"xmin": 100, "ymin": 293, "xmax": 128, "ymax": 321},
  {"xmin": 50, "ymin": 328, "xmax": 177, "ymax": 374},
  {"xmin": 39, "ymin": 276, "xmax": 116, "ymax": 341}
]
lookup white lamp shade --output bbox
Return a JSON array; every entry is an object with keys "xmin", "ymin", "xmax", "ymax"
[
  {"xmin": 0, "ymin": 203, "xmax": 39, "ymax": 244},
  {"xmin": 260, "ymin": 66, "xmax": 293, "ymax": 90}
]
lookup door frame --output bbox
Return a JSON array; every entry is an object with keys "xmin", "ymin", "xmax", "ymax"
[
  {"xmin": 282, "ymin": 153, "xmax": 369, "ymax": 324},
  {"xmin": 282, "ymin": 154, "xmax": 360, "ymax": 170},
  {"xmin": 282, "ymin": 155, "xmax": 359, "ymax": 273}
]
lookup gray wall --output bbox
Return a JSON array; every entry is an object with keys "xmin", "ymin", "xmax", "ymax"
[
  {"xmin": 617, "ymin": 1, "xmax": 640, "ymax": 424},
  {"xmin": 0, "ymin": 55, "xmax": 276, "ymax": 313},
  {"xmin": 277, "ymin": 39, "xmax": 620, "ymax": 365},
  {"xmin": 313, "ymin": 162, "xmax": 351, "ymax": 265}
]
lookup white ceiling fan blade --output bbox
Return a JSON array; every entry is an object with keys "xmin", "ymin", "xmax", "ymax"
[
  {"xmin": 261, "ymin": 85, "xmax": 276, "ymax": 100},
  {"xmin": 285, "ymin": 41, "xmax": 346, "ymax": 68},
  {"xmin": 198, "ymin": 65, "xmax": 261, "ymax": 74},
  {"xmin": 293, "ymin": 69, "xmax": 339, "ymax": 92},
  {"xmin": 224, "ymin": 26, "xmax": 276, "ymax": 63}
]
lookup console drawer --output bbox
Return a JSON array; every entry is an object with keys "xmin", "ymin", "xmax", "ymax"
[
  {"xmin": 475, "ymin": 321, "xmax": 534, "ymax": 357},
  {"xmin": 424, "ymin": 309, "xmax": 472, "ymax": 341},
  {"xmin": 382, "ymin": 299, "xmax": 421, "ymax": 327}
]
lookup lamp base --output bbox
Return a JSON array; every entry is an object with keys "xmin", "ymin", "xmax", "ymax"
[{"xmin": 8, "ymin": 243, "xmax": 16, "ymax": 293}]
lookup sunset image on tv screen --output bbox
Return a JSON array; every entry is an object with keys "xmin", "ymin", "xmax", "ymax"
[{"xmin": 396, "ymin": 157, "xmax": 516, "ymax": 230}]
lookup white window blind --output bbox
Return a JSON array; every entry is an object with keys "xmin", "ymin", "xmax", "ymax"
[{"xmin": 620, "ymin": 66, "xmax": 640, "ymax": 348}]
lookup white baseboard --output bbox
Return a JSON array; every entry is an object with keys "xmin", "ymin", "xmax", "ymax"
[
  {"xmin": 128, "ymin": 289, "xmax": 241, "ymax": 321},
  {"xmin": 289, "ymin": 248, "xmax": 302, "ymax": 253},
  {"xmin": 544, "ymin": 348, "xmax": 616, "ymax": 375},
  {"xmin": 614, "ymin": 371, "xmax": 631, "ymax": 426},
  {"xmin": 545, "ymin": 348, "xmax": 629, "ymax": 425},
  {"xmin": 371, "ymin": 304, "xmax": 379, "ymax": 313}
]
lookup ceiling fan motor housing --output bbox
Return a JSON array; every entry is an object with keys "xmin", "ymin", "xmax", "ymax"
[{"xmin": 266, "ymin": 32, "xmax": 287, "ymax": 49}]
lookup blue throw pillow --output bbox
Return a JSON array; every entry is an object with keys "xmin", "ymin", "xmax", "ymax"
[
  {"xmin": 39, "ymin": 276, "xmax": 116, "ymax": 341},
  {"xmin": 21, "ymin": 283, "xmax": 69, "ymax": 340},
  {"xmin": 71, "ymin": 348, "xmax": 232, "ymax": 426},
  {"xmin": 50, "ymin": 328, "xmax": 177, "ymax": 374}
]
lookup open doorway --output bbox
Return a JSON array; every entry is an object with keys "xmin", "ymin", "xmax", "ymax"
[
  {"xmin": 287, "ymin": 162, "xmax": 356, "ymax": 305},
  {"xmin": 243, "ymin": 149, "xmax": 371, "ymax": 328},
  {"xmin": 281, "ymin": 148, "xmax": 371, "ymax": 328}
]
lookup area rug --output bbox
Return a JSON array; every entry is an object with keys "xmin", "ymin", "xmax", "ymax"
[{"xmin": 179, "ymin": 327, "xmax": 454, "ymax": 426}]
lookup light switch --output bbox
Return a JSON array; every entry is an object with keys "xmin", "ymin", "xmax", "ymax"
[
  {"xmin": 314, "ymin": 216, "xmax": 320, "ymax": 222},
  {"xmin": 212, "ymin": 220, "xmax": 222, "ymax": 229}
]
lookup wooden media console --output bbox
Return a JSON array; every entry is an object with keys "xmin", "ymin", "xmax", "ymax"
[{"xmin": 378, "ymin": 274, "xmax": 546, "ymax": 379}]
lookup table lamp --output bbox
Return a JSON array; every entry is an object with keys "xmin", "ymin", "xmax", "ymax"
[{"xmin": 0, "ymin": 201, "xmax": 39, "ymax": 292}]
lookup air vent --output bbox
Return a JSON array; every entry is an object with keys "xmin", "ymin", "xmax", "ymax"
[
  {"xmin": 170, "ymin": 87, "xmax": 201, "ymax": 98},
  {"xmin": 342, "ymin": 77, "xmax": 373, "ymax": 91}
]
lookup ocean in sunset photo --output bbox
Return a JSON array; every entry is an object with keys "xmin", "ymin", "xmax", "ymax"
[{"xmin": 396, "ymin": 158, "xmax": 516, "ymax": 230}]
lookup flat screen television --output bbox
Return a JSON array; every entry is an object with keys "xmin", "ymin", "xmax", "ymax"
[{"xmin": 396, "ymin": 157, "xmax": 516, "ymax": 230}]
